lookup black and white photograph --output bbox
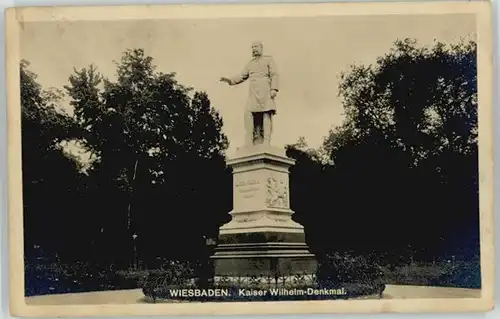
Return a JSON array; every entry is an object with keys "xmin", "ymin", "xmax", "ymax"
[{"xmin": 5, "ymin": 1, "xmax": 494, "ymax": 316}]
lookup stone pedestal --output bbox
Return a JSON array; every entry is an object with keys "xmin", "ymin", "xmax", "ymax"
[{"xmin": 211, "ymin": 144, "xmax": 317, "ymax": 279}]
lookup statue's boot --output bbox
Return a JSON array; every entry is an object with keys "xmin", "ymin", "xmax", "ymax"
[{"xmin": 263, "ymin": 112, "xmax": 272, "ymax": 145}]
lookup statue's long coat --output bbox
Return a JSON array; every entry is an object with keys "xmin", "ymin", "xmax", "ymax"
[{"xmin": 228, "ymin": 55, "xmax": 279, "ymax": 114}]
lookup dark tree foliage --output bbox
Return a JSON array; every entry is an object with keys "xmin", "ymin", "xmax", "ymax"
[
  {"xmin": 288, "ymin": 38, "xmax": 479, "ymax": 264},
  {"xmin": 62, "ymin": 49, "xmax": 231, "ymax": 268},
  {"xmin": 21, "ymin": 60, "xmax": 85, "ymax": 260},
  {"xmin": 24, "ymin": 49, "xmax": 231, "ymax": 270}
]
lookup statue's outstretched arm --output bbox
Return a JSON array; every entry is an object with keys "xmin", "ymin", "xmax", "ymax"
[{"xmin": 227, "ymin": 64, "xmax": 250, "ymax": 85}]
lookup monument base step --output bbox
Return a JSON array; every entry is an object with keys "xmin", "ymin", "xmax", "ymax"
[
  {"xmin": 218, "ymin": 230, "xmax": 307, "ymax": 244},
  {"xmin": 211, "ymin": 239, "xmax": 317, "ymax": 277},
  {"xmin": 212, "ymin": 254, "xmax": 318, "ymax": 277}
]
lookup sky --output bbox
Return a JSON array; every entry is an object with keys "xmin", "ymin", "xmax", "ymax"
[{"xmin": 20, "ymin": 14, "xmax": 476, "ymax": 158}]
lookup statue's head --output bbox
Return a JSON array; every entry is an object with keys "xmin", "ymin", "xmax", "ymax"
[{"xmin": 251, "ymin": 41, "xmax": 263, "ymax": 57}]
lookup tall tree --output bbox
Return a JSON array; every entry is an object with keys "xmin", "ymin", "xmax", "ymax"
[
  {"xmin": 21, "ymin": 60, "xmax": 84, "ymax": 260},
  {"xmin": 290, "ymin": 38, "xmax": 479, "ymax": 262},
  {"xmin": 64, "ymin": 49, "xmax": 230, "ymax": 268}
]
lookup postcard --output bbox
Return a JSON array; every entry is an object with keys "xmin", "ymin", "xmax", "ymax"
[{"xmin": 5, "ymin": 1, "xmax": 494, "ymax": 316}]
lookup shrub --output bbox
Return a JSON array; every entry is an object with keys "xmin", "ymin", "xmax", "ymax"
[
  {"xmin": 436, "ymin": 258, "xmax": 481, "ymax": 288},
  {"xmin": 141, "ymin": 260, "xmax": 197, "ymax": 301},
  {"xmin": 316, "ymin": 252, "xmax": 385, "ymax": 297},
  {"xmin": 382, "ymin": 257, "xmax": 481, "ymax": 289}
]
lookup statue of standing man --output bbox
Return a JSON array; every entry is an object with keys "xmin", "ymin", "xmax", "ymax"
[{"xmin": 220, "ymin": 41, "xmax": 279, "ymax": 146}]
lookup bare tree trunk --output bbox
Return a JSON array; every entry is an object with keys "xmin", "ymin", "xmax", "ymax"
[
  {"xmin": 127, "ymin": 158, "xmax": 139, "ymax": 270},
  {"xmin": 127, "ymin": 158, "xmax": 139, "ymax": 229}
]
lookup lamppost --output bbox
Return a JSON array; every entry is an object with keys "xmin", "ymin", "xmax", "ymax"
[
  {"xmin": 132, "ymin": 233, "xmax": 138, "ymax": 270},
  {"xmin": 204, "ymin": 235, "xmax": 216, "ymax": 286}
]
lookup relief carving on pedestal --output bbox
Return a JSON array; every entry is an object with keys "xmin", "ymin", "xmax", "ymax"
[{"xmin": 266, "ymin": 175, "xmax": 289, "ymax": 208}]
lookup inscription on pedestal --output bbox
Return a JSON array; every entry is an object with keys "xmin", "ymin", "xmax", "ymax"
[
  {"xmin": 236, "ymin": 179, "xmax": 260, "ymax": 199},
  {"xmin": 233, "ymin": 176, "xmax": 264, "ymax": 211}
]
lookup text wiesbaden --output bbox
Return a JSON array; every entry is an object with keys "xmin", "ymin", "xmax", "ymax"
[{"xmin": 168, "ymin": 288, "xmax": 347, "ymax": 298}]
